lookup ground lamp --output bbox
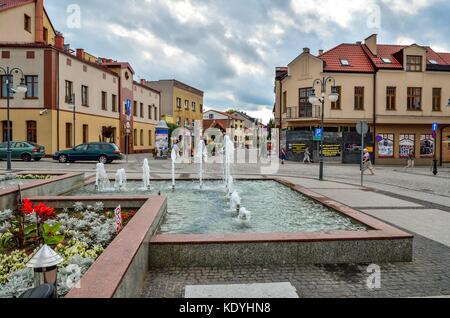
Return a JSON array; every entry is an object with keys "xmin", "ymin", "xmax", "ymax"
[
  {"xmin": 26, "ymin": 244, "xmax": 64, "ymax": 298},
  {"xmin": 0, "ymin": 67, "xmax": 28, "ymax": 171},
  {"xmin": 308, "ymin": 78, "xmax": 339, "ymax": 181}
]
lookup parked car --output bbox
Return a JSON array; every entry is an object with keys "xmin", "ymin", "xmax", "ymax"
[
  {"xmin": 53, "ymin": 143, "xmax": 123, "ymax": 164},
  {"xmin": 0, "ymin": 141, "xmax": 46, "ymax": 162}
]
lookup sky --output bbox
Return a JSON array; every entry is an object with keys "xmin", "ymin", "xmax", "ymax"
[{"xmin": 45, "ymin": 0, "xmax": 450, "ymax": 124}]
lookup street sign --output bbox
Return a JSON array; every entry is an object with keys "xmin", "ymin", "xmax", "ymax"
[
  {"xmin": 314, "ymin": 128, "xmax": 323, "ymax": 141},
  {"xmin": 356, "ymin": 121, "xmax": 369, "ymax": 135},
  {"xmin": 432, "ymin": 122, "xmax": 438, "ymax": 132},
  {"xmin": 125, "ymin": 99, "xmax": 132, "ymax": 116}
]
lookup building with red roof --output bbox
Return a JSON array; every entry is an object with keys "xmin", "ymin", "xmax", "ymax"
[{"xmin": 274, "ymin": 34, "xmax": 450, "ymax": 165}]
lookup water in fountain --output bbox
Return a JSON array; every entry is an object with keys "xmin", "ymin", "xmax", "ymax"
[
  {"xmin": 223, "ymin": 135, "xmax": 235, "ymax": 188},
  {"xmin": 95, "ymin": 163, "xmax": 111, "ymax": 192},
  {"xmin": 114, "ymin": 168, "xmax": 127, "ymax": 190},
  {"xmin": 230, "ymin": 191, "xmax": 241, "ymax": 215},
  {"xmin": 171, "ymin": 148, "xmax": 177, "ymax": 190},
  {"xmin": 197, "ymin": 140, "xmax": 208, "ymax": 189},
  {"xmin": 143, "ymin": 159, "xmax": 151, "ymax": 190},
  {"xmin": 226, "ymin": 176, "xmax": 235, "ymax": 197},
  {"xmin": 237, "ymin": 207, "xmax": 251, "ymax": 222}
]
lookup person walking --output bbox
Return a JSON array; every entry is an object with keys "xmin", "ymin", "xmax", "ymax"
[
  {"xmin": 405, "ymin": 150, "xmax": 415, "ymax": 169},
  {"xmin": 303, "ymin": 147, "xmax": 312, "ymax": 164},
  {"xmin": 362, "ymin": 148, "xmax": 375, "ymax": 175},
  {"xmin": 281, "ymin": 147, "xmax": 287, "ymax": 165}
]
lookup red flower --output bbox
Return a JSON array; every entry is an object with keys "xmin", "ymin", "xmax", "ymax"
[
  {"xmin": 21, "ymin": 199, "xmax": 34, "ymax": 215},
  {"xmin": 34, "ymin": 202, "xmax": 55, "ymax": 220}
]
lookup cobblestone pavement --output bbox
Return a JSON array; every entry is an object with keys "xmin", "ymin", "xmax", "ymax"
[{"xmin": 141, "ymin": 234, "xmax": 450, "ymax": 298}]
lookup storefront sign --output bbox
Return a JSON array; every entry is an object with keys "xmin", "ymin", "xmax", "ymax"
[
  {"xmin": 420, "ymin": 134, "xmax": 434, "ymax": 158},
  {"xmin": 292, "ymin": 144, "xmax": 306, "ymax": 154},
  {"xmin": 399, "ymin": 134, "xmax": 415, "ymax": 158},
  {"xmin": 378, "ymin": 134, "xmax": 394, "ymax": 158},
  {"xmin": 322, "ymin": 144, "xmax": 342, "ymax": 157}
]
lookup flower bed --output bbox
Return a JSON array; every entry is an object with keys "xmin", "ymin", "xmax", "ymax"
[{"xmin": 0, "ymin": 200, "xmax": 137, "ymax": 298}]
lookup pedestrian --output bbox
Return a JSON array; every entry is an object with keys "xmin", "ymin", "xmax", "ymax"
[
  {"xmin": 362, "ymin": 148, "xmax": 374, "ymax": 175},
  {"xmin": 303, "ymin": 147, "xmax": 312, "ymax": 164},
  {"xmin": 406, "ymin": 150, "xmax": 415, "ymax": 169},
  {"xmin": 281, "ymin": 147, "xmax": 287, "ymax": 165}
]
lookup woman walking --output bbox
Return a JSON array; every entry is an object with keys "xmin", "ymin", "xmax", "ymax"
[{"xmin": 303, "ymin": 147, "xmax": 312, "ymax": 163}]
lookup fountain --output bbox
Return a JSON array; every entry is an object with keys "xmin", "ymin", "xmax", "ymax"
[
  {"xmin": 171, "ymin": 148, "xmax": 177, "ymax": 190},
  {"xmin": 230, "ymin": 191, "xmax": 241, "ymax": 215},
  {"xmin": 197, "ymin": 140, "xmax": 208, "ymax": 189},
  {"xmin": 114, "ymin": 169, "xmax": 127, "ymax": 190},
  {"xmin": 143, "ymin": 159, "xmax": 151, "ymax": 190},
  {"xmin": 237, "ymin": 207, "xmax": 251, "ymax": 222},
  {"xmin": 223, "ymin": 135, "xmax": 235, "ymax": 189},
  {"xmin": 95, "ymin": 163, "xmax": 111, "ymax": 192}
]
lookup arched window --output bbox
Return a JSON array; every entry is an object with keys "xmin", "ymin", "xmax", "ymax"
[{"xmin": 26, "ymin": 121, "xmax": 37, "ymax": 143}]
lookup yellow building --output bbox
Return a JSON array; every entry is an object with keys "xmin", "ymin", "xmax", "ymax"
[
  {"xmin": 274, "ymin": 34, "xmax": 450, "ymax": 165},
  {"xmin": 146, "ymin": 80, "xmax": 204, "ymax": 130},
  {"xmin": 0, "ymin": 0, "xmax": 160, "ymax": 156}
]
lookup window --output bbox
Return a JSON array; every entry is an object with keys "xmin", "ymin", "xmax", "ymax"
[
  {"xmin": 200, "ymin": 104, "xmax": 203, "ymax": 113},
  {"xmin": 148, "ymin": 130, "xmax": 152, "ymax": 146},
  {"xmin": 148, "ymin": 105, "xmax": 152, "ymax": 119},
  {"xmin": 154, "ymin": 107, "xmax": 158, "ymax": 120},
  {"xmin": 407, "ymin": 87, "xmax": 422, "ymax": 111},
  {"xmin": 2, "ymin": 121, "xmax": 12, "ymax": 142},
  {"xmin": 112, "ymin": 94, "xmax": 117, "ymax": 112},
  {"xmin": 428, "ymin": 59, "xmax": 438, "ymax": 65},
  {"xmin": 65, "ymin": 123, "xmax": 72, "ymax": 148},
  {"xmin": 1, "ymin": 75, "xmax": 13, "ymax": 98},
  {"xmin": 432, "ymin": 88, "xmax": 441, "ymax": 111},
  {"xmin": 133, "ymin": 101, "xmax": 137, "ymax": 116},
  {"xmin": 331, "ymin": 86, "xmax": 342, "ymax": 110},
  {"xmin": 192, "ymin": 102, "xmax": 196, "ymax": 112},
  {"xmin": 406, "ymin": 55, "xmax": 422, "ymax": 72},
  {"xmin": 176, "ymin": 98, "xmax": 182, "ymax": 108},
  {"xmin": 176, "ymin": 117, "xmax": 181, "ymax": 126},
  {"xmin": 24, "ymin": 76, "xmax": 38, "ymax": 99},
  {"xmin": 340, "ymin": 59, "xmax": 350, "ymax": 66},
  {"xmin": 299, "ymin": 87, "xmax": 314, "ymax": 117},
  {"xmin": 185, "ymin": 100, "xmax": 189, "ymax": 110},
  {"xmin": 382, "ymin": 58, "xmax": 392, "ymax": 64},
  {"xmin": 386, "ymin": 87, "xmax": 396, "ymax": 111},
  {"xmin": 208, "ymin": 114, "xmax": 214, "ymax": 119},
  {"xmin": 65, "ymin": 81, "xmax": 73, "ymax": 103},
  {"xmin": 1, "ymin": 51, "xmax": 10, "ymax": 59},
  {"xmin": 101, "ymin": 91, "xmax": 107, "ymax": 110},
  {"xmin": 83, "ymin": 125, "xmax": 89, "ymax": 143},
  {"xmin": 24, "ymin": 14, "xmax": 31, "ymax": 33},
  {"xmin": 26, "ymin": 121, "xmax": 37, "ymax": 143},
  {"xmin": 133, "ymin": 129, "xmax": 137, "ymax": 146},
  {"xmin": 140, "ymin": 103, "xmax": 144, "ymax": 118},
  {"xmin": 185, "ymin": 119, "xmax": 189, "ymax": 128},
  {"xmin": 81, "ymin": 85, "xmax": 89, "ymax": 106},
  {"xmin": 354, "ymin": 87, "xmax": 364, "ymax": 110},
  {"xmin": 140, "ymin": 129, "xmax": 144, "ymax": 146},
  {"xmin": 43, "ymin": 27, "xmax": 49, "ymax": 44}
]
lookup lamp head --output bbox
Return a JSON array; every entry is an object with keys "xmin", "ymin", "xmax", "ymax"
[
  {"xmin": 15, "ymin": 78, "xmax": 28, "ymax": 94},
  {"xmin": 308, "ymin": 89, "xmax": 319, "ymax": 104},
  {"xmin": 329, "ymin": 86, "xmax": 339, "ymax": 103}
]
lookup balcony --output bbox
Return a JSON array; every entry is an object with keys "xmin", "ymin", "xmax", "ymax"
[{"xmin": 286, "ymin": 105, "xmax": 321, "ymax": 120}]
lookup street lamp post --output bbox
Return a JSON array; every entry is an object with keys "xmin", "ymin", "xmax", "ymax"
[
  {"xmin": 0, "ymin": 67, "xmax": 28, "ymax": 171},
  {"xmin": 308, "ymin": 77, "xmax": 339, "ymax": 181},
  {"xmin": 70, "ymin": 93, "xmax": 76, "ymax": 148}
]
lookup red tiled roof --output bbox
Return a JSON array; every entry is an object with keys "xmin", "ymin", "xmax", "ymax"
[
  {"xmin": 0, "ymin": 0, "xmax": 34, "ymax": 12},
  {"xmin": 320, "ymin": 44, "xmax": 375, "ymax": 73},
  {"xmin": 362, "ymin": 44, "xmax": 404, "ymax": 69},
  {"xmin": 437, "ymin": 53, "xmax": 450, "ymax": 64}
]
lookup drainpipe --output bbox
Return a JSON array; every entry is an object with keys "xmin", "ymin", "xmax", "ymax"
[
  {"xmin": 372, "ymin": 72, "xmax": 377, "ymax": 165},
  {"xmin": 56, "ymin": 50, "xmax": 60, "ymax": 152},
  {"xmin": 440, "ymin": 125, "xmax": 450, "ymax": 166},
  {"xmin": 279, "ymin": 79, "xmax": 282, "ymax": 158}
]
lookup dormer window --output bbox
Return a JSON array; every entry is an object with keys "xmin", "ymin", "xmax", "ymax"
[
  {"xmin": 406, "ymin": 55, "xmax": 422, "ymax": 72},
  {"xmin": 382, "ymin": 58, "xmax": 392, "ymax": 64},
  {"xmin": 428, "ymin": 59, "xmax": 438, "ymax": 65},
  {"xmin": 340, "ymin": 59, "xmax": 350, "ymax": 66}
]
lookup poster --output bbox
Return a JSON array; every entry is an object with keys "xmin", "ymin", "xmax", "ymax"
[
  {"xmin": 292, "ymin": 144, "xmax": 307, "ymax": 154},
  {"xmin": 114, "ymin": 205, "xmax": 123, "ymax": 234},
  {"xmin": 420, "ymin": 134, "xmax": 434, "ymax": 157},
  {"xmin": 378, "ymin": 134, "xmax": 394, "ymax": 158},
  {"xmin": 322, "ymin": 144, "xmax": 342, "ymax": 157},
  {"xmin": 155, "ymin": 127, "xmax": 169, "ymax": 157},
  {"xmin": 399, "ymin": 134, "xmax": 415, "ymax": 158}
]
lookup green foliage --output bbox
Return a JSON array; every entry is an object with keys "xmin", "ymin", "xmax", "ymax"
[
  {"xmin": 0, "ymin": 233, "xmax": 14, "ymax": 252},
  {"xmin": 0, "ymin": 250, "xmax": 29, "ymax": 285},
  {"xmin": 42, "ymin": 223, "xmax": 65, "ymax": 246}
]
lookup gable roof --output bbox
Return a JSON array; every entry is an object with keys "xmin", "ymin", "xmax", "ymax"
[
  {"xmin": 319, "ymin": 43, "xmax": 375, "ymax": 73},
  {"xmin": 0, "ymin": 0, "xmax": 34, "ymax": 12}
]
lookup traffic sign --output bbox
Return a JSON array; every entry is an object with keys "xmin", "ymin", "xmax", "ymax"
[
  {"xmin": 432, "ymin": 122, "xmax": 438, "ymax": 132},
  {"xmin": 314, "ymin": 128, "xmax": 323, "ymax": 141},
  {"xmin": 356, "ymin": 121, "xmax": 369, "ymax": 135},
  {"xmin": 125, "ymin": 99, "xmax": 132, "ymax": 116}
]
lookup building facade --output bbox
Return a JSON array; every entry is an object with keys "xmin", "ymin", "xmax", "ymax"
[
  {"xmin": 203, "ymin": 110, "xmax": 246, "ymax": 148},
  {"xmin": 0, "ymin": 0, "xmax": 160, "ymax": 155},
  {"xmin": 274, "ymin": 34, "xmax": 450, "ymax": 165},
  {"xmin": 146, "ymin": 80, "xmax": 203, "ymax": 130}
]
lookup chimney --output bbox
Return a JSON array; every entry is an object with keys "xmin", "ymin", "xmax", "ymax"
[
  {"xmin": 54, "ymin": 33, "xmax": 65, "ymax": 50},
  {"xmin": 76, "ymin": 49, "xmax": 85, "ymax": 59},
  {"xmin": 318, "ymin": 49, "xmax": 324, "ymax": 55},
  {"xmin": 140, "ymin": 79, "xmax": 146, "ymax": 85},
  {"xmin": 35, "ymin": 0, "xmax": 44, "ymax": 43},
  {"xmin": 364, "ymin": 34, "xmax": 378, "ymax": 56},
  {"xmin": 356, "ymin": 41, "xmax": 362, "ymax": 45},
  {"xmin": 303, "ymin": 47, "xmax": 310, "ymax": 54}
]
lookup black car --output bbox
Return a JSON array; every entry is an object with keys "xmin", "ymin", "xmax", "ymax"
[{"xmin": 53, "ymin": 143, "xmax": 123, "ymax": 164}]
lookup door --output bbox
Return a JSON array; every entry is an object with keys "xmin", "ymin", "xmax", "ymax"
[
  {"xmin": 86, "ymin": 144, "xmax": 101, "ymax": 160},
  {"xmin": 13, "ymin": 142, "xmax": 28, "ymax": 159}
]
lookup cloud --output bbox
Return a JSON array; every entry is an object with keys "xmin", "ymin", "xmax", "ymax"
[{"xmin": 45, "ymin": 0, "xmax": 449, "ymax": 124}]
